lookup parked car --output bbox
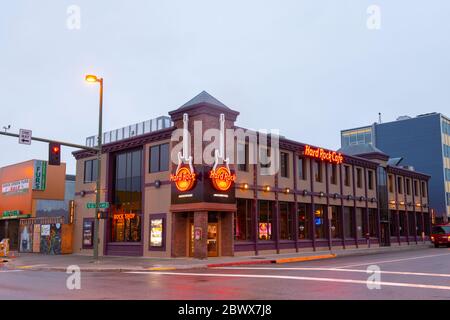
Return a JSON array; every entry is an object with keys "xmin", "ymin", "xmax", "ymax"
[{"xmin": 430, "ymin": 224, "xmax": 450, "ymax": 248}]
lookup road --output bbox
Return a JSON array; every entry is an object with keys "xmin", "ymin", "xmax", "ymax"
[{"xmin": 1, "ymin": 248, "xmax": 450, "ymax": 299}]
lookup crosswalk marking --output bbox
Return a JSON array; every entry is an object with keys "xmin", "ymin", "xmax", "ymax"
[{"xmin": 126, "ymin": 271, "xmax": 450, "ymax": 291}]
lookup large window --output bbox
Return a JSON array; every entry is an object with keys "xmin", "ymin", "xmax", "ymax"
[
  {"xmin": 344, "ymin": 166, "xmax": 351, "ymax": 187},
  {"xmin": 149, "ymin": 143, "xmax": 169, "ymax": 173},
  {"xmin": 355, "ymin": 208, "xmax": 363, "ymax": 238},
  {"xmin": 368, "ymin": 209, "xmax": 378, "ymax": 237},
  {"xmin": 397, "ymin": 177, "xmax": 403, "ymax": 194},
  {"xmin": 330, "ymin": 164, "xmax": 337, "ymax": 185},
  {"xmin": 399, "ymin": 212, "xmax": 407, "ymax": 236},
  {"xmin": 279, "ymin": 202, "xmax": 294, "ymax": 240},
  {"xmin": 388, "ymin": 175, "xmax": 394, "ymax": 193},
  {"xmin": 416, "ymin": 213, "xmax": 423, "ymax": 236},
  {"xmin": 314, "ymin": 205, "xmax": 326, "ymax": 239},
  {"xmin": 84, "ymin": 159, "xmax": 98, "ymax": 183},
  {"xmin": 406, "ymin": 179, "xmax": 411, "ymax": 195},
  {"xmin": 330, "ymin": 206, "xmax": 342, "ymax": 238},
  {"xmin": 235, "ymin": 199, "xmax": 253, "ymax": 241},
  {"xmin": 356, "ymin": 168, "xmax": 362, "ymax": 189},
  {"xmin": 258, "ymin": 200, "xmax": 273, "ymax": 240},
  {"xmin": 421, "ymin": 181, "xmax": 427, "ymax": 197},
  {"xmin": 298, "ymin": 157, "xmax": 307, "ymax": 180},
  {"xmin": 368, "ymin": 170, "xmax": 374, "ymax": 190},
  {"xmin": 280, "ymin": 152, "xmax": 289, "ymax": 178},
  {"xmin": 298, "ymin": 204, "xmax": 309, "ymax": 239},
  {"xmin": 111, "ymin": 149, "xmax": 143, "ymax": 243},
  {"xmin": 314, "ymin": 161, "xmax": 323, "ymax": 183},
  {"xmin": 343, "ymin": 207, "xmax": 355, "ymax": 238},
  {"xmin": 390, "ymin": 212, "xmax": 398, "ymax": 237}
]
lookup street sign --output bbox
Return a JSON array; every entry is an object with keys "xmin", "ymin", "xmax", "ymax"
[
  {"xmin": 19, "ymin": 129, "xmax": 32, "ymax": 145},
  {"xmin": 87, "ymin": 202, "xmax": 109, "ymax": 209}
]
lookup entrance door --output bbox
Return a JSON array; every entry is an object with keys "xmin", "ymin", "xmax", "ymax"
[{"xmin": 207, "ymin": 223, "xmax": 218, "ymax": 257}]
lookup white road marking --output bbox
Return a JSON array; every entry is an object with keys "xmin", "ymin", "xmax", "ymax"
[
  {"xmin": 215, "ymin": 267, "xmax": 450, "ymax": 278},
  {"xmin": 0, "ymin": 270, "xmax": 23, "ymax": 273},
  {"xmin": 333, "ymin": 252, "xmax": 450, "ymax": 269},
  {"xmin": 126, "ymin": 271, "xmax": 450, "ymax": 291}
]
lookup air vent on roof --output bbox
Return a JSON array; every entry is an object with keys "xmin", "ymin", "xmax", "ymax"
[
  {"xmin": 402, "ymin": 165, "xmax": 415, "ymax": 171},
  {"xmin": 396, "ymin": 115, "xmax": 411, "ymax": 121}
]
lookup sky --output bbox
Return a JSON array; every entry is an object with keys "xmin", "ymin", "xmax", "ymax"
[{"xmin": 1, "ymin": 0, "xmax": 449, "ymax": 174}]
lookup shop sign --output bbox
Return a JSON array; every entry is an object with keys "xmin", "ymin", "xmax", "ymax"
[
  {"xmin": 113, "ymin": 213, "xmax": 136, "ymax": 221},
  {"xmin": 170, "ymin": 166, "xmax": 196, "ymax": 192},
  {"xmin": 32, "ymin": 160, "xmax": 47, "ymax": 191},
  {"xmin": 41, "ymin": 224, "xmax": 51, "ymax": 236},
  {"xmin": 0, "ymin": 210, "xmax": 30, "ymax": 220},
  {"xmin": 150, "ymin": 219, "xmax": 163, "ymax": 247},
  {"xmin": 209, "ymin": 166, "xmax": 236, "ymax": 192},
  {"xmin": 304, "ymin": 145, "xmax": 344, "ymax": 165},
  {"xmin": 1, "ymin": 179, "xmax": 30, "ymax": 195}
]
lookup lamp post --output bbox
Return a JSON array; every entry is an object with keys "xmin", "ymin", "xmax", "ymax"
[{"xmin": 85, "ymin": 74, "xmax": 103, "ymax": 261}]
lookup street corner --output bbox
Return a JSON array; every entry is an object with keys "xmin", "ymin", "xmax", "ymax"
[{"xmin": 275, "ymin": 253, "xmax": 337, "ymax": 264}]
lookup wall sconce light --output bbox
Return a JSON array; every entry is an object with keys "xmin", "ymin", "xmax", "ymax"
[
  {"xmin": 285, "ymin": 188, "xmax": 291, "ymax": 194},
  {"xmin": 80, "ymin": 190, "xmax": 86, "ymax": 197},
  {"xmin": 264, "ymin": 185, "xmax": 271, "ymax": 192},
  {"xmin": 242, "ymin": 183, "xmax": 249, "ymax": 190},
  {"xmin": 303, "ymin": 190, "xmax": 309, "ymax": 196},
  {"xmin": 333, "ymin": 193, "xmax": 339, "ymax": 199},
  {"xmin": 347, "ymin": 195, "xmax": 353, "ymax": 201},
  {"xmin": 400, "ymin": 201, "xmax": 405, "ymax": 206},
  {"xmin": 359, "ymin": 196, "xmax": 365, "ymax": 201},
  {"xmin": 154, "ymin": 180, "xmax": 161, "ymax": 188},
  {"xmin": 319, "ymin": 192, "xmax": 324, "ymax": 198}
]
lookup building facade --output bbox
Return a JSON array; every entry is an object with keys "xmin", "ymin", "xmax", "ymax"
[
  {"xmin": 0, "ymin": 160, "xmax": 73, "ymax": 250},
  {"xmin": 73, "ymin": 92, "xmax": 431, "ymax": 258},
  {"xmin": 341, "ymin": 113, "xmax": 450, "ymax": 222}
]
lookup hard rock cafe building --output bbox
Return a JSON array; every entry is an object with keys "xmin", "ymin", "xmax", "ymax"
[{"xmin": 72, "ymin": 92, "xmax": 432, "ymax": 259}]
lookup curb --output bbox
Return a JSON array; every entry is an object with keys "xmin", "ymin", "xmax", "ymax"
[{"xmin": 207, "ymin": 254, "xmax": 337, "ymax": 268}]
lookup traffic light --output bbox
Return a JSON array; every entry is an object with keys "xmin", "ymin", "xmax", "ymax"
[{"xmin": 48, "ymin": 142, "xmax": 61, "ymax": 166}]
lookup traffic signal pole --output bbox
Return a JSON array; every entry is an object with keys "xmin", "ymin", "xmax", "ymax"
[{"xmin": 0, "ymin": 131, "xmax": 98, "ymax": 152}]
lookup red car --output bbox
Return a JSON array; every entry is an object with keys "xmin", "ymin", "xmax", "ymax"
[{"xmin": 431, "ymin": 224, "xmax": 450, "ymax": 248}]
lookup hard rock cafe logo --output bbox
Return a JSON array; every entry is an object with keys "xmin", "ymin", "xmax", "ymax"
[
  {"xmin": 170, "ymin": 166, "xmax": 196, "ymax": 192},
  {"xmin": 304, "ymin": 145, "xmax": 344, "ymax": 165},
  {"xmin": 209, "ymin": 166, "xmax": 236, "ymax": 192}
]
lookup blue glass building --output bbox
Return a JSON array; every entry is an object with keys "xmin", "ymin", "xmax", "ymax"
[{"xmin": 341, "ymin": 113, "xmax": 450, "ymax": 222}]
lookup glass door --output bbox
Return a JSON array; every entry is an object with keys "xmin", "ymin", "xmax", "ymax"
[{"xmin": 207, "ymin": 223, "xmax": 218, "ymax": 257}]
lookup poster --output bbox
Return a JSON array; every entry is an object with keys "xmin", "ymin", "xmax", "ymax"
[
  {"xmin": 1, "ymin": 179, "xmax": 29, "ymax": 195},
  {"xmin": 258, "ymin": 223, "xmax": 272, "ymax": 240},
  {"xmin": 19, "ymin": 225, "xmax": 33, "ymax": 253},
  {"xmin": 83, "ymin": 220, "xmax": 93, "ymax": 247},
  {"xmin": 150, "ymin": 219, "xmax": 163, "ymax": 247},
  {"xmin": 41, "ymin": 224, "xmax": 50, "ymax": 236}
]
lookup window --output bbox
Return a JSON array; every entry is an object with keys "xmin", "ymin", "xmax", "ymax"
[
  {"xmin": 421, "ymin": 181, "xmax": 427, "ymax": 197},
  {"xmin": 279, "ymin": 202, "xmax": 294, "ymax": 240},
  {"xmin": 330, "ymin": 164, "xmax": 337, "ymax": 185},
  {"xmin": 388, "ymin": 175, "xmax": 394, "ymax": 193},
  {"xmin": 399, "ymin": 212, "xmax": 407, "ymax": 236},
  {"xmin": 390, "ymin": 212, "xmax": 398, "ymax": 237},
  {"xmin": 343, "ymin": 207, "xmax": 355, "ymax": 238},
  {"xmin": 368, "ymin": 170, "xmax": 374, "ymax": 190},
  {"xmin": 149, "ymin": 143, "xmax": 169, "ymax": 173},
  {"xmin": 260, "ymin": 146, "xmax": 271, "ymax": 169},
  {"xmin": 298, "ymin": 157, "xmax": 307, "ymax": 180},
  {"xmin": 237, "ymin": 142, "xmax": 249, "ymax": 172},
  {"xmin": 445, "ymin": 169, "xmax": 450, "ymax": 182},
  {"xmin": 314, "ymin": 205, "xmax": 325, "ymax": 239},
  {"xmin": 408, "ymin": 212, "xmax": 416, "ymax": 236},
  {"xmin": 298, "ymin": 204, "xmax": 309, "ymax": 239},
  {"xmin": 397, "ymin": 177, "xmax": 403, "ymax": 194},
  {"xmin": 368, "ymin": 209, "xmax": 378, "ymax": 237},
  {"xmin": 447, "ymin": 192, "xmax": 450, "ymax": 206},
  {"xmin": 330, "ymin": 206, "xmax": 341, "ymax": 238},
  {"xmin": 235, "ymin": 199, "xmax": 253, "ymax": 241},
  {"xmin": 414, "ymin": 180, "xmax": 419, "ymax": 196},
  {"xmin": 444, "ymin": 145, "xmax": 450, "ymax": 158},
  {"xmin": 356, "ymin": 168, "xmax": 362, "ymax": 189},
  {"xmin": 344, "ymin": 166, "xmax": 351, "ymax": 187},
  {"xmin": 258, "ymin": 200, "xmax": 273, "ymax": 240},
  {"xmin": 314, "ymin": 160, "xmax": 322, "ymax": 183},
  {"xmin": 355, "ymin": 208, "xmax": 363, "ymax": 238},
  {"xmin": 280, "ymin": 152, "xmax": 289, "ymax": 178},
  {"xmin": 406, "ymin": 179, "xmax": 411, "ymax": 195},
  {"xmin": 416, "ymin": 212, "xmax": 423, "ymax": 236},
  {"xmin": 111, "ymin": 149, "xmax": 143, "ymax": 243},
  {"xmin": 83, "ymin": 159, "xmax": 98, "ymax": 183}
]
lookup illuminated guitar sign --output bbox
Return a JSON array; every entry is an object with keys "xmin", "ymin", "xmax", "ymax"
[
  {"xmin": 209, "ymin": 166, "xmax": 236, "ymax": 191},
  {"xmin": 304, "ymin": 145, "xmax": 344, "ymax": 165},
  {"xmin": 170, "ymin": 113, "xmax": 196, "ymax": 192},
  {"xmin": 170, "ymin": 166, "xmax": 197, "ymax": 192}
]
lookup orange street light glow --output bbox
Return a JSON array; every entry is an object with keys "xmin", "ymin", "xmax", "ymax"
[{"xmin": 85, "ymin": 74, "xmax": 99, "ymax": 83}]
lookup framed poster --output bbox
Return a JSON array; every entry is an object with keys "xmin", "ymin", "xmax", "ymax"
[
  {"xmin": 149, "ymin": 214, "xmax": 165, "ymax": 251},
  {"xmin": 82, "ymin": 219, "xmax": 94, "ymax": 249},
  {"xmin": 41, "ymin": 224, "xmax": 50, "ymax": 236}
]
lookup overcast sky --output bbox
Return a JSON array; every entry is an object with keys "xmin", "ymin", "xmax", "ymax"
[{"xmin": 1, "ymin": 0, "xmax": 449, "ymax": 174}]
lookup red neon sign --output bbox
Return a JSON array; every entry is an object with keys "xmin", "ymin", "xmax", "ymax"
[
  {"xmin": 209, "ymin": 166, "xmax": 236, "ymax": 191},
  {"xmin": 170, "ymin": 166, "xmax": 196, "ymax": 192},
  {"xmin": 304, "ymin": 145, "xmax": 344, "ymax": 165}
]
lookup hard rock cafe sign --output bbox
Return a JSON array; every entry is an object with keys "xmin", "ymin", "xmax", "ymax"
[
  {"xmin": 304, "ymin": 145, "xmax": 344, "ymax": 165},
  {"xmin": 170, "ymin": 166, "xmax": 196, "ymax": 192},
  {"xmin": 209, "ymin": 166, "xmax": 236, "ymax": 192}
]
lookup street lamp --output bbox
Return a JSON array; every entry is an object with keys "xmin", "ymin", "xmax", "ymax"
[{"xmin": 85, "ymin": 74, "xmax": 103, "ymax": 261}]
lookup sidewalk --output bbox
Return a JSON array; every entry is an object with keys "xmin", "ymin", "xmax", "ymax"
[{"xmin": 2, "ymin": 243, "xmax": 432, "ymax": 272}]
